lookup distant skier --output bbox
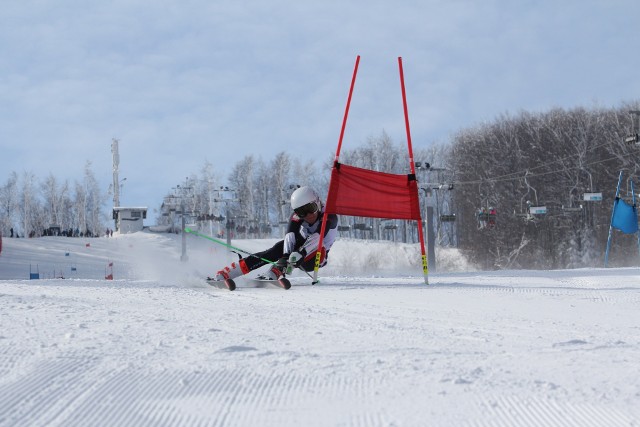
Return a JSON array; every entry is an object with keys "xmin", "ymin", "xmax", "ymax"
[{"xmin": 213, "ymin": 186, "xmax": 339, "ymax": 282}]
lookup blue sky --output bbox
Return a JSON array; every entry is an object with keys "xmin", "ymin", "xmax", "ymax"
[{"xmin": 1, "ymin": 0, "xmax": 639, "ymax": 217}]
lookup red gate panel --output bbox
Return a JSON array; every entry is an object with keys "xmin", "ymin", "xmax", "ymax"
[{"xmin": 325, "ymin": 163, "xmax": 421, "ymax": 220}]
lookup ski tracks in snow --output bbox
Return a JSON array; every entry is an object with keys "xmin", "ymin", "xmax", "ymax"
[
  {"xmin": 467, "ymin": 395, "xmax": 638, "ymax": 427},
  {"xmin": 0, "ymin": 348, "xmax": 393, "ymax": 426},
  {"xmin": 1, "ymin": 270, "xmax": 639, "ymax": 426}
]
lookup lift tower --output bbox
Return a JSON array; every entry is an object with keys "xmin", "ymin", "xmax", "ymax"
[{"xmin": 111, "ymin": 138, "xmax": 121, "ymax": 207}]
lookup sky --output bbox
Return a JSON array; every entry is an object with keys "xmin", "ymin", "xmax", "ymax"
[{"xmin": 2, "ymin": 0, "xmax": 640, "ymax": 220}]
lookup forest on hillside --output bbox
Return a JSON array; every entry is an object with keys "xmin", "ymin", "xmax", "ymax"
[
  {"xmin": 0, "ymin": 162, "xmax": 105, "ymax": 239},
  {"xmin": 4, "ymin": 101, "xmax": 640, "ymax": 269},
  {"xmin": 451, "ymin": 103, "xmax": 640, "ymax": 268}
]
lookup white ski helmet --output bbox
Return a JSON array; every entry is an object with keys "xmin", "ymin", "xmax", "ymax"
[{"xmin": 290, "ymin": 186, "xmax": 321, "ymax": 216}]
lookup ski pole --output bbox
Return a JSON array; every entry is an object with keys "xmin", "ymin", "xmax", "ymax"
[
  {"xmin": 298, "ymin": 267, "xmax": 318, "ymax": 283},
  {"xmin": 184, "ymin": 227, "xmax": 278, "ymax": 266}
]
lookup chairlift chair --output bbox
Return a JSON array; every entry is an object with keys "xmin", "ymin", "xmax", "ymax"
[
  {"xmin": 562, "ymin": 205, "xmax": 583, "ymax": 214},
  {"xmin": 477, "ymin": 206, "xmax": 497, "ymax": 229},
  {"xmin": 383, "ymin": 221, "xmax": 398, "ymax": 230}
]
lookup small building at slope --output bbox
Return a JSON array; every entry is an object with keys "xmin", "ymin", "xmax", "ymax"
[{"xmin": 113, "ymin": 207, "xmax": 148, "ymax": 234}]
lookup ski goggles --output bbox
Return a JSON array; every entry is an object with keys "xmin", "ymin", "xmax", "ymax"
[{"xmin": 294, "ymin": 202, "xmax": 318, "ymax": 217}]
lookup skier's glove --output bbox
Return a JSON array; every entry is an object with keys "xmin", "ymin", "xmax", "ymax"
[
  {"xmin": 288, "ymin": 251, "xmax": 303, "ymax": 268},
  {"xmin": 275, "ymin": 256, "xmax": 289, "ymax": 272}
]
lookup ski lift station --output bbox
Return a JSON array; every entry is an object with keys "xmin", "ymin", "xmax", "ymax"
[{"xmin": 113, "ymin": 207, "xmax": 148, "ymax": 234}]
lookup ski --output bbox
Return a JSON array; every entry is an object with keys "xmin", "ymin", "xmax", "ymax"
[
  {"xmin": 244, "ymin": 277, "xmax": 292, "ymax": 290},
  {"xmin": 204, "ymin": 276, "xmax": 291, "ymax": 290},
  {"xmin": 205, "ymin": 277, "xmax": 236, "ymax": 291}
]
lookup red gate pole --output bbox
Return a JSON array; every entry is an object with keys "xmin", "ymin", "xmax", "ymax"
[
  {"xmin": 398, "ymin": 57, "xmax": 429, "ymax": 284},
  {"xmin": 333, "ymin": 55, "xmax": 360, "ymax": 163},
  {"xmin": 313, "ymin": 55, "xmax": 360, "ymax": 284}
]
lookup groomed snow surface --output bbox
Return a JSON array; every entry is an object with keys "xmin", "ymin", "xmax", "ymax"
[{"xmin": 1, "ymin": 231, "xmax": 639, "ymax": 427}]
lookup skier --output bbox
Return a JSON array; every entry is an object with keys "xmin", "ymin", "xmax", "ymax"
[{"xmin": 213, "ymin": 186, "xmax": 339, "ymax": 283}]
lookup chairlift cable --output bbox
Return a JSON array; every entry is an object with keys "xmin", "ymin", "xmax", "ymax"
[{"xmin": 453, "ymin": 155, "xmax": 620, "ymax": 187}]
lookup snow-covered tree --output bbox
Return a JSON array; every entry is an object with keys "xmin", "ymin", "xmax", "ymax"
[
  {"xmin": 19, "ymin": 171, "xmax": 41, "ymax": 237},
  {"xmin": 82, "ymin": 161, "xmax": 104, "ymax": 236},
  {"xmin": 269, "ymin": 152, "xmax": 292, "ymax": 225},
  {"xmin": 0, "ymin": 172, "xmax": 19, "ymax": 235},
  {"xmin": 41, "ymin": 173, "xmax": 70, "ymax": 230}
]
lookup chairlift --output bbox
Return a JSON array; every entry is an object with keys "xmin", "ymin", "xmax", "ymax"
[
  {"xmin": 561, "ymin": 205, "xmax": 583, "ymax": 214},
  {"xmin": 440, "ymin": 214, "xmax": 456, "ymax": 222},
  {"xmin": 514, "ymin": 200, "xmax": 543, "ymax": 223},
  {"xmin": 515, "ymin": 211, "xmax": 538, "ymax": 223},
  {"xmin": 561, "ymin": 186, "xmax": 592, "ymax": 213},
  {"xmin": 353, "ymin": 223, "xmax": 373, "ymax": 231},
  {"xmin": 583, "ymin": 192, "xmax": 602, "ymax": 202},
  {"xmin": 476, "ymin": 184, "xmax": 497, "ymax": 229},
  {"xmin": 529, "ymin": 205, "xmax": 547, "ymax": 215},
  {"xmin": 477, "ymin": 206, "xmax": 497, "ymax": 229},
  {"xmin": 379, "ymin": 218, "xmax": 398, "ymax": 230}
]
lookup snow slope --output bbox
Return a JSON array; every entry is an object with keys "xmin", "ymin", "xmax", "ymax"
[{"xmin": 1, "ymin": 232, "xmax": 639, "ymax": 426}]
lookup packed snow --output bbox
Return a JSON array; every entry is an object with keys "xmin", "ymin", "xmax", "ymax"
[{"xmin": 0, "ymin": 231, "xmax": 639, "ymax": 426}]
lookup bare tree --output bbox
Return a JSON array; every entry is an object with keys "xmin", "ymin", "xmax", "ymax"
[
  {"xmin": 82, "ymin": 161, "xmax": 104, "ymax": 236},
  {"xmin": 19, "ymin": 171, "xmax": 40, "ymax": 237},
  {"xmin": 0, "ymin": 172, "xmax": 18, "ymax": 235},
  {"xmin": 41, "ymin": 173, "xmax": 70, "ymax": 230},
  {"xmin": 270, "ymin": 152, "xmax": 292, "ymax": 226},
  {"xmin": 74, "ymin": 180, "xmax": 87, "ymax": 236},
  {"xmin": 228, "ymin": 155, "xmax": 257, "ymax": 238},
  {"xmin": 254, "ymin": 160, "xmax": 272, "ymax": 237}
]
